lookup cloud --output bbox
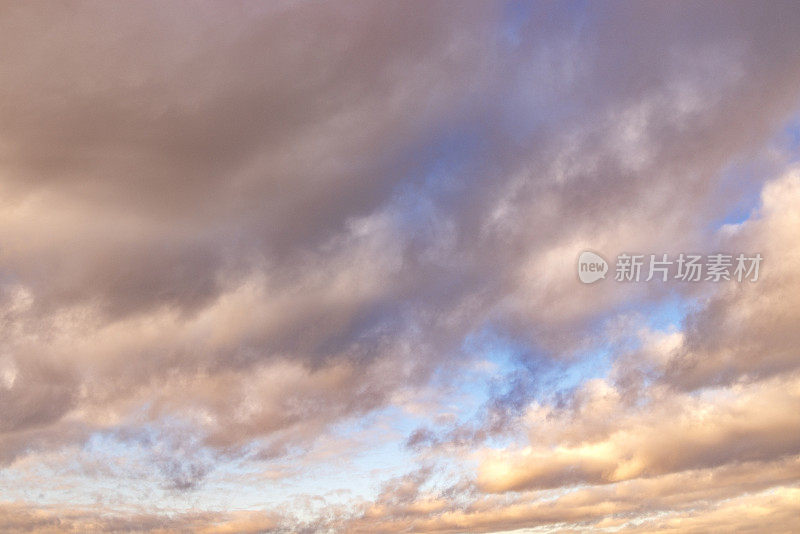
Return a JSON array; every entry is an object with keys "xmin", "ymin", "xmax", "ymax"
[
  {"xmin": 1, "ymin": 1, "xmax": 800, "ymax": 531},
  {"xmin": 477, "ymin": 373, "xmax": 800, "ymax": 492},
  {"xmin": 661, "ymin": 167, "xmax": 800, "ymax": 388},
  {"xmin": 335, "ymin": 458, "xmax": 800, "ymax": 533},
  {"xmin": 0, "ymin": 503, "xmax": 282, "ymax": 534}
]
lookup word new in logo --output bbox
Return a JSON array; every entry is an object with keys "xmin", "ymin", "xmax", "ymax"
[{"xmin": 577, "ymin": 251, "xmax": 609, "ymax": 284}]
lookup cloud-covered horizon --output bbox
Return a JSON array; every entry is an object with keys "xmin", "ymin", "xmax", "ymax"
[{"xmin": 1, "ymin": 1, "xmax": 800, "ymax": 532}]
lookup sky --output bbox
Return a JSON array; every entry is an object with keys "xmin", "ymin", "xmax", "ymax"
[{"xmin": 1, "ymin": 1, "xmax": 800, "ymax": 533}]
